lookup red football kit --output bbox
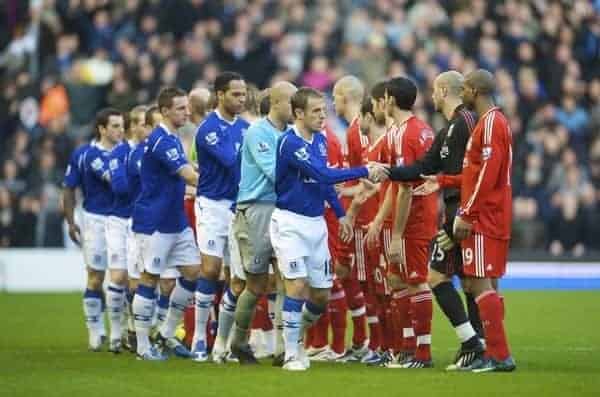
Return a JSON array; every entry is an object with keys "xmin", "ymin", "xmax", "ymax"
[{"xmin": 437, "ymin": 106, "xmax": 513, "ymax": 278}]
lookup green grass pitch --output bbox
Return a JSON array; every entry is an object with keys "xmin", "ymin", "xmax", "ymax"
[{"xmin": 1, "ymin": 291, "xmax": 599, "ymax": 397}]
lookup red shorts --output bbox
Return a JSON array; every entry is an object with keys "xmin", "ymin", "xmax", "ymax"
[
  {"xmin": 373, "ymin": 255, "xmax": 391, "ymax": 296},
  {"xmin": 352, "ymin": 226, "xmax": 380, "ymax": 283},
  {"xmin": 184, "ymin": 197, "xmax": 197, "ymax": 237},
  {"xmin": 393, "ymin": 238, "xmax": 430, "ymax": 285},
  {"xmin": 461, "ymin": 233, "xmax": 508, "ymax": 278}
]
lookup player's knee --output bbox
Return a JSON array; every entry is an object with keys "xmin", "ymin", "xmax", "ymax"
[
  {"xmin": 248, "ymin": 273, "xmax": 269, "ymax": 296},
  {"xmin": 200, "ymin": 258, "xmax": 222, "ymax": 280},
  {"xmin": 109, "ymin": 270, "xmax": 128, "ymax": 286},
  {"xmin": 179, "ymin": 265, "xmax": 201, "ymax": 281},
  {"xmin": 309, "ymin": 289, "xmax": 330, "ymax": 308},
  {"xmin": 468, "ymin": 277, "xmax": 493, "ymax": 298},
  {"xmin": 87, "ymin": 269, "xmax": 105, "ymax": 290},
  {"xmin": 229, "ymin": 277, "xmax": 245, "ymax": 296},
  {"xmin": 159, "ymin": 278, "xmax": 176, "ymax": 296},
  {"xmin": 427, "ymin": 270, "xmax": 448, "ymax": 289},
  {"xmin": 140, "ymin": 271, "xmax": 159, "ymax": 288}
]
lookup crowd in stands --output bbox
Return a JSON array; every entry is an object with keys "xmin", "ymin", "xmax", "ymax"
[{"xmin": 1, "ymin": 0, "xmax": 599, "ymax": 257}]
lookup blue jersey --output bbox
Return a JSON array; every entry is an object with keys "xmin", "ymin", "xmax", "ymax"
[
  {"xmin": 107, "ymin": 141, "xmax": 132, "ymax": 219},
  {"xmin": 275, "ymin": 128, "xmax": 368, "ymax": 218},
  {"xmin": 126, "ymin": 141, "xmax": 145, "ymax": 205},
  {"xmin": 132, "ymin": 124, "xmax": 189, "ymax": 234},
  {"xmin": 64, "ymin": 142, "xmax": 113, "ymax": 216},
  {"xmin": 195, "ymin": 110, "xmax": 249, "ymax": 201}
]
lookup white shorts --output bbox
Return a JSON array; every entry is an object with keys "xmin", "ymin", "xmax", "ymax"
[
  {"xmin": 195, "ymin": 196, "xmax": 234, "ymax": 259},
  {"xmin": 269, "ymin": 209, "xmax": 332, "ymax": 289},
  {"xmin": 135, "ymin": 228, "xmax": 200, "ymax": 276},
  {"xmin": 82, "ymin": 210, "xmax": 108, "ymax": 271},
  {"xmin": 106, "ymin": 216, "xmax": 129, "ymax": 270}
]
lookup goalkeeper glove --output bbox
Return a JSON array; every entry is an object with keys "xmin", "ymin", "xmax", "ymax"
[{"xmin": 435, "ymin": 229, "xmax": 455, "ymax": 251}]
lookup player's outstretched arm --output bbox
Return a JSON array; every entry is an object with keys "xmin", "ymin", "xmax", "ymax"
[{"xmin": 388, "ymin": 131, "xmax": 443, "ymax": 182}]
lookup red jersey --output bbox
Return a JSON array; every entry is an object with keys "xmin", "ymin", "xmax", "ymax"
[
  {"xmin": 381, "ymin": 123, "xmax": 399, "ymax": 227},
  {"xmin": 458, "ymin": 107, "xmax": 512, "ymax": 240},
  {"xmin": 325, "ymin": 126, "xmax": 344, "ymax": 169},
  {"xmin": 389, "ymin": 116, "xmax": 438, "ymax": 240},
  {"xmin": 355, "ymin": 132, "xmax": 387, "ymax": 224},
  {"xmin": 340, "ymin": 117, "xmax": 369, "ymax": 211}
]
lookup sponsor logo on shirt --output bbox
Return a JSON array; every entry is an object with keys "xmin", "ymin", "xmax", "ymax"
[
  {"xmin": 294, "ymin": 147, "xmax": 310, "ymax": 161},
  {"xmin": 109, "ymin": 158, "xmax": 119, "ymax": 171},
  {"xmin": 206, "ymin": 132, "xmax": 219, "ymax": 145},
  {"xmin": 257, "ymin": 141, "xmax": 270, "ymax": 153},
  {"xmin": 166, "ymin": 148, "xmax": 180, "ymax": 161},
  {"xmin": 91, "ymin": 157, "xmax": 104, "ymax": 171}
]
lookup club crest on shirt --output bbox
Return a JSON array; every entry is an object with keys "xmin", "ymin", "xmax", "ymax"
[
  {"xmin": 257, "ymin": 141, "xmax": 270, "ymax": 153},
  {"xmin": 396, "ymin": 157, "xmax": 404, "ymax": 166},
  {"xmin": 153, "ymin": 257, "xmax": 161, "ymax": 266},
  {"xmin": 294, "ymin": 147, "xmax": 310, "ymax": 161},
  {"xmin": 482, "ymin": 146, "xmax": 492, "ymax": 160},
  {"xmin": 206, "ymin": 132, "xmax": 219, "ymax": 145},
  {"xmin": 419, "ymin": 129, "xmax": 434, "ymax": 145},
  {"xmin": 166, "ymin": 148, "xmax": 180, "ymax": 161},
  {"xmin": 318, "ymin": 142, "xmax": 327, "ymax": 157}
]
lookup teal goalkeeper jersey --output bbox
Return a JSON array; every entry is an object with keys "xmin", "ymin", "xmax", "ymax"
[{"xmin": 237, "ymin": 117, "xmax": 286, "ymax": 204}]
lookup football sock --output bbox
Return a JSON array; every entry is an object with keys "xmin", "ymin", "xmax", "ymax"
[
  {"xmin": 329, "ymin": 283, "xmax": 347, "ymax": 354},
  {"xmin": 193, "ymin": 277, "xmax": 216, "ymax": 347},
  {"xmin": 395, "ymin": 288, "xmax": 415, "ymax": 352},
  {"xmin": 215, "ymin": 287, "xmax": 237, "ymax": 350},
  {"xmin": 432, "ymin": 281, "xmax": 477, "ymax": 345},
  {"xmin": 160, "ymin": 277, "xmax": 194, "ymax": 338},
  {"xmin": 381, "ymin": 296, "xmax": 393, "ymax": 352},
  {"xmin": 232, "ymin": 289, "xmax": 258, "ymax": 347},
  {"xmin": 465, "ymin": 292, "xmax": 484, "ymax": 338},
  {"xmin": 411, "ymin": 290, "xmax": 433, "ymax": 362},
  {"xmin": 155, "ymin": 294, "xmax": 169, "ymax": 330},
  {"xmin": 83, "ymin": 289, "xmax": 104, "ymax": 334},
  {"xmin": 366, "ymin": 293, "xmax": 382, "ymax": 351},
  {"xmin": 133, "ymin": 284, "xmax": 156, "ymax": 354},
  {"xmin": 311, "ymin": 310, "xmax": 329, "ymax": 349},
  {"xmin": 476, "ymin": 291, "xmax": 510, "ymax": 361},
  {"xmin": 106, "ymin": 282, "xmax": 125, "ymax": 341},
  {"xmin": 282, "ymin": 296, "xmax": 303, "ymax": 361},
  {"xmin": 342, "ymin": 277, "xmax": 367, "ymax": 347}
]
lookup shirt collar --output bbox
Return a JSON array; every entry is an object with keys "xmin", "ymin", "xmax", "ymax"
[
  {"xmin": 159, "ymin": 122, "xmax": 175, "ymax": 135},
  {"xmin": 215, "ymin": 109, "xmax": 237, "ymax": 125},
  {"xmin": 292, "ymin": 126, "xmax": 314, "ymax": 144}
]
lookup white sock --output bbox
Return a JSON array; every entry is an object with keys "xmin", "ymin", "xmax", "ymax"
[
  {"xmin": 455, "ymin": 321, "xmax": 477, "ymax": 343},
  {"xmin": 215, "ymin": 288, "xmax": 237, "ymax": 350},
  {"xmin": 133, "ymin": 285, "xmax": 156, "ymax": 355},
  {"xmin": 274, "ymin": 290, "xmax": 285, "ymax": 355},
  {"xmin": 106, "ymin": 283, "xmax": 125, "ymax": 341},
  {"xmin": 282, "ymin": 296, "xmax": 303, "ymax": 361},
  {"xmin": 160, "ymin": 278, "xmax": 194, "ymax": 338},
  {"xmin": 193, "ymin": 277, "xmax": 216, "ymax": 347},
  {"xmin": 83, "ymin": 289, "xmax": 104, "ymax": 334}
]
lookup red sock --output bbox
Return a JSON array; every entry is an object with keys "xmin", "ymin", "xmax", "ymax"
[
  {"xmin": 312, "ymin": 310, "xmax": 330, "ymax": 349},
  {"xmin": 366, "ymin": 292, "xmax": 382, "ymax": 351},
  {"xmin": 329, "ymin": 281, "xmax": 348, "ymax": 354},
  {"xmin": 380, "ymin": 295, "xmax": 393, "ymax": 352},
  {"xmin": 389, "ymin": 294, "xmax": 403, "ymax": 353},
  {"xmin": 251, "ymin": 296, "xmax": 268, "ymax": 330},
  {"xmin": 410, "ymin": 290, "xmax": 433, "ymax": 362},
  {"xmin": 477, "ymin": 291, "xmax": 510, "ymax": 361},
  {"xmin": 342, "ymin": 277, "xmax": 367, "ymax": 347},
  {"xmin": 395, "ymin": 288, "xmax": 415, "ymax": 353}
]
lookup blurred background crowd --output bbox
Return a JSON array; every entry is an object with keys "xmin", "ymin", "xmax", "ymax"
[{"xmin": 0, "ymin": 0, "xmax": 599, "ymax": 258}]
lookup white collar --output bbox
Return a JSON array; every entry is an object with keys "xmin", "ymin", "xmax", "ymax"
[
  {"xmin": 292, "ymin": 126, "xmax": 314, "ymax": 144},
  {"xmin": 159, "ymin": 123, "xmax": 175, "ymax": 135},
  {"xmin": 215, "ymin": 109, "xmax": 237, "ymax": 125}
]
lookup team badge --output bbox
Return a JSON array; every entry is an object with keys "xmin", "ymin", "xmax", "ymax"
[
  {"xmin": 206, "ymin": 132, "xmax": 219, "ymax": 145},
  {"xmin": 91, "ymin": 157, "xmax": 103, "ymax": 171},
  {"xmin": 166, "ymin": 148, "xmax": 180, "ymax": 161},
  {"xmin": 109, "ymin": 158, "xmax": 119, "ymax": 171},
  {"xmin": 289, "ymin": 261, "xmax": 297, "ymax": 271},
  {"xmin": 318, "ymin": 142, "xmax": 327, "ymax": 157},
  {"xmin": 482, "ymin": 146, "xmax": 492, "ymax": 160},
  {"xmin": 294, "ymin": 147, "xmax": 310, "ymax": 161},
  {"xmin": 208, "ymin": 240, "xmax": 215, "ymax": 248},
  {"xmin": 93, "ymin": 254, "xmax": 102, "ymax": 265},
  {"xmin": 153, "ymin": 257, "xmax": 161, "ymax": 266}
]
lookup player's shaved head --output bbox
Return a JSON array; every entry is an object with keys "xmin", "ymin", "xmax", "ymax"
[
  {"xmin": 333, "ymin": 75, "xmax": 365, "ymax": 102},
  {"xmin": 270, "ymin": 81, "xmax": 297, "ymax": 103},
  {"xmin": 189, "ymin": 87, "xmax": 211, "ymax": 121},
  {"xmin": 464, "ymin": 69, "xmax": 496, "ymax": 95},
  {"xmin": 434, "ymin": 71, "xmax": 464, "ymax": 96}
]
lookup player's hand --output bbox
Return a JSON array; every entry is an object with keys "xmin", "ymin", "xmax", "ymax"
[
  {"xmin": 388, "ymin": 234, "xmax": 403, "ymax": 264},
  {"xmin": 412, "ymin": 174, "xmax": 439, "ymax": 196},
  {"xmin": 435, "ymin": 229, "xmax": 455, "ymax": 251},
  {"xmin": 453, "ymin": 216, "xmax": 472, "ymax": 241},
  {"xmin": 366, "ymin": 162, "xmax": 389, "ymax": 183},
  {"xmin": 339, "ymin": 216, "xmax": 354, "ymax": 243},
  {"xmin": 365, "ymin": 218, "xmax": 383, "ymax": 248},
  {"xmin": 68, "ymin": 223, "xmax": 82, "ymax": 246}
]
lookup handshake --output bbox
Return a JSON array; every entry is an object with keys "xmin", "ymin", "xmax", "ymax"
[{"xmin": 365, "ymin": 162, "xmax": 390, "ymax": 183}]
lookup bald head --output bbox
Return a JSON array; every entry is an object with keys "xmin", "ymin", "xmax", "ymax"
[
  {"xmin": 269, "ymin": 81, "xmax": 298, "ymax": 125},
  {"xmin": 333, "ymin": 75, "xmax": 365, "ymax": 103},
  {"xmin": 189, "ymin": 87, "xmax": 211, "ymax": 123},
  {"xmin": 270, "ymin": 81, "xmax": 297, "ymax": 104},
  {"xmin": 434, "ymin": 71, "xmax": 464, "ymax": 96},
  {"xmin": 464, "ymin": 69, "xmax": 496, "ymax": 96}
]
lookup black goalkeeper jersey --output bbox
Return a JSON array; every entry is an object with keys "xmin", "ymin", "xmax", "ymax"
[{"xmin": 388, "ymin": 104, "xmax": 476, "ymax": 204}]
